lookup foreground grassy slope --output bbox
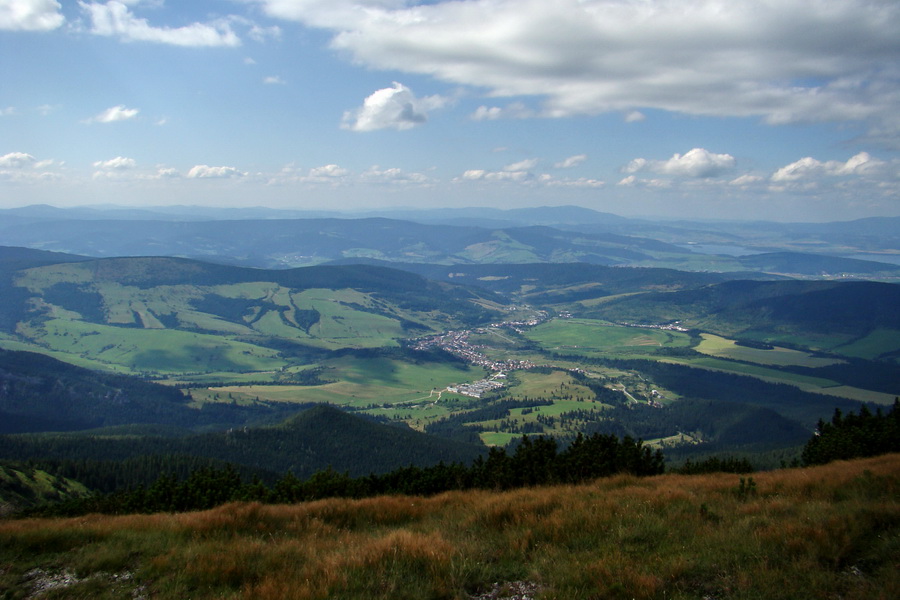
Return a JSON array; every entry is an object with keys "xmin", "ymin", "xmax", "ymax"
[{"xmin": 1, "ymin": 455, "xmax": 897, "ymax": 599}]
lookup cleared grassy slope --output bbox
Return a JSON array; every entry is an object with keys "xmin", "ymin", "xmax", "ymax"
[{"xmin": 1, "ymin": 454, "xmax": 897, "ymax": 599}]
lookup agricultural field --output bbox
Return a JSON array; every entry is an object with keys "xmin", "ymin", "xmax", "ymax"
[
  {"xmin": 834, "ymin": 328, "xmax": 900, "ymax": 361},
  {"xmin": 523, "ymin": 319, "xmax": 693, "ymax": 358},
  {"xmin": 195, "ymin": 357, "xmax": 487, "ymax": 424},
  {"xmin": 14, "ymin": 317, "xmax": 286, "ymax": 376},
  {"xmin": 694, "ymin": 334, "xmax": 844, "ymax": 367}
]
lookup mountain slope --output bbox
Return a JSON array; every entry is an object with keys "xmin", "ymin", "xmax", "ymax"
[
  {"xmin": 0, "ymin": 405, "xmax": 487, "ymax": 480},
  {"xmin": 326, "ymin": 260, "xmax": 732, "ymax": 301},
  {"xmin": 0, "ymin": 349, "xmax": 294, "ymax": 433},
  {"xmin": 0, "ymin": 217, "xmax": 695, "ymax": 267},
  {"xmin": 0, "ymin": 253, "xmax": 505, "ymax": 374},
  {"xmin": 590, "ymin": 279, "xmax": 900, "ymax": 351}
]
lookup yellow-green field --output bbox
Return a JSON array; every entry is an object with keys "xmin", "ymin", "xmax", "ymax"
[
  {"xmin": 658, "ymin": 356, "xmax": 897, "ymax": 405},
  {"xmin": 695, "ymin": 333, "xmax": 843, "ymax": 367}
]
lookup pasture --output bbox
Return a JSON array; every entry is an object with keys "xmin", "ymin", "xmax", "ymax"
[
  {"xmin": 203, "ymin": 357, "xmax": 485, "ymax": 413},
  {"xmin": 525, "ymin": 319, "xmax": 692, "ymax": 358},
  {"xmin": 695, "ymin": 334, "xmax": 843, "ymax": 368}
]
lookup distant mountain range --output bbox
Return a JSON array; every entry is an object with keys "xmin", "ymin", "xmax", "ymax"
[{"xmin": 1, "ymin": 204, "xmax": 897, "ymax": 276}]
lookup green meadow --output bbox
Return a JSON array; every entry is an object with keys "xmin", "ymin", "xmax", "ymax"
[
  {"xmin": 524, "ymin": 319, "xmax": 692, "ymax": 358},
  {"xmin": 203, "ymin": 357, "xmax": 485, "ymax": 412},
  {"xmin": 501, "ymin": 370, "xmax": 596, "ymax": 403},
  {"xmin": 20, "ymin": 318, "xmax": 285, "ymax": 375},
  {"xmin": 834, "ymin": 328, "xmax": 900, "ymax": 361}
]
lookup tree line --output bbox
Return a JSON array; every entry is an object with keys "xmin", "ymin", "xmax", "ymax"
[
  {"xmin": 26, "ymin": 432, "xmax": 664, "ymax": 517},
  {"xmin": 801, "ymin": 399, "xmax": 899, "ymax": 466}
]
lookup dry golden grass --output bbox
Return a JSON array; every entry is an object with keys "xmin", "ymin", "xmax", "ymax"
[{"xmin": 1, "ymin": 454, "xmax": 898, "ymax": 599}]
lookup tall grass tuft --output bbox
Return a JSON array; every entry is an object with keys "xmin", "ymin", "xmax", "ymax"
[{"xmin": 1, "ymin": 454, "xmax": 898, "ymax": 599}]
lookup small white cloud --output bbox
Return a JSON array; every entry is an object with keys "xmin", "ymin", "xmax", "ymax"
[
  {"xmin": 504, "ymin": 158, "xmax": 538, "ymax": 172},
  {"xmin": 362, "ymin": 166, "xmax": 430, "ymax": 184},
  {"xmin": 342, "ymin": 82, "xmax": 448, "ymax": 132},
  {"xmin": 79, "ymin": 0, "xmax": 241, "ymax": 47},
  {"xmin": 93, "ymin": 156, "xmax": 136, "ymax": 170},
  {"xmin": 248, "ymin": 24, "xmax": 281, "ymax": 43},
  {"xmin": 263, "ymin": 75, "xmax": 285, "ymax": 85},
  {"xmin": 771, "ymin": 152, "xmax": 885, "ymax": 182},
  {"xmin": 187, "ymin": 164, "xmax": 245, "ymax": 178},
  {"xmin": 85, "ymin": 105, "xmax": 140, "ymax": 124},
  {"xmin": 0, "ymin": 0, "xmax": 64, "ymax": 31},
  {"xmin": 0, "ymin": 152, "xmax": 37, "ymax": 168},
  {"xmin": 547, "ymin": 177, "xmax": 605, "ymax": 188},
  {"xmin": 625, "ymin": 148, "xmax": 736, "ymax": 178},
  {"xmin": 622, "ymin": 158, "xmax": 648, "ymax": 174},
  {"xmin": 554, "ymin": 154, "xmax": 587, "ymax": 169},
  {"xmin": 244, "ymin": 57, "xmax": 257, "ymax": 65},
  {"xmin": 0, "ymin": 106, "xmax": 16, "ymax": 116},
  {"xmin": 617, "ymin": 175, "xmax": 637, "ymax": 186},
  {"xmin": 308, "ymin": 164, "xmax": 349, "ymax": 179},
  {"xmin": 0, "ymin": 151, "xmax": 61, "ymax": 183},
  {"xmin": 155, "ymin": 167, "xmax": 180, "ymax": 179},
  {"xmin": 624, "ymin": 111, "xmax": 646, "ymax": 123},
  {"xmin": 460, "ymin": 169, "xmax": 487, "ymax": 180},
  {"xmin": 730, "ymin": 174, "xmax": 764, "ymax": 186},
  {"xmin": 471, "ymin": 102, "xmax": 535, "ymax": 121},
  {"xmin": 459, "ymin": 169, "xmax": 529, "ymax": 182}
]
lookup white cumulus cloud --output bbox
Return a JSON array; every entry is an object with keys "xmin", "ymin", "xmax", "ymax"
[
  {"xmin": 0, "ymin": 152, "xmax": 37, "ymax": 168},
  {"xmin": 771, "ymin": 152, "xmax": 886, "ymax": 182},
  {"xmin": 307, "ymin": 164, "xmax": 349, "ymax": 179},
  {"xmin": 253, "ymin": 0, "xmax": 900, "ymax": 143},
  {"xmin": 625, "ymin": 148, "xmax": 736, "ymax": 178},
  {"xmin": 0, "ymin": 0, "xmax": 64, "ymax": 31},
  {"xmin": 79, "ymin": 0, "xmax": 241, "ymax": 47},
  {"xmin": 93, "ymin": 156, "xmax": 136, "ymax": 170},
  {"xmin": 187, "ymin": 165, "xmax": 245, "ymax": 178},
  {"xmin": 362, "ymin": 166, "xmax": 430, "ymax": 184},
  {"xmin": 459, "ymin": 169, "xmax": 530, "ymax": 182},
  {"xmin": 342, "ymin": 82, "xmax": 448, "ymax": 132}
]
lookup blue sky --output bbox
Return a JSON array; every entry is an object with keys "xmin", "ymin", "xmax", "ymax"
[{"xmin": 1, "ymin": 0, "xmax": 899, "ymax": 221}]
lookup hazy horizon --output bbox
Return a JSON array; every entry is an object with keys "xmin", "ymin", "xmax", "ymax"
[{"xmin": 2, "ymin": 1, "xmax": 899, "ymax": 221}]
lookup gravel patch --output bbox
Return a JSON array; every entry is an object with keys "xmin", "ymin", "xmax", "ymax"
[{"xmin": 469, "ymin": 580, "xmax": 541, "ymax": 600}]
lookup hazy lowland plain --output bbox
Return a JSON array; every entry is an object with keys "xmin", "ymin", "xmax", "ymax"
[{"xmin": 0, "ymin": 205, "xmax": 898, "ymax": 598}]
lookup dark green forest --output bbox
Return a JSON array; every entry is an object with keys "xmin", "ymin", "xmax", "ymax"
[{"xmin": 25, "ymin": 430, "xmax": 664, "ymax": 517}]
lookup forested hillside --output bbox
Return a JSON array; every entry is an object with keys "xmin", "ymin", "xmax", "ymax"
[
  {"xmin": 0, "ymin": 404, "xmax": 487, "ymax": 487},
  {"xmin": 0, "ymin": 348, "xmax": 293, "ymax": 433}
]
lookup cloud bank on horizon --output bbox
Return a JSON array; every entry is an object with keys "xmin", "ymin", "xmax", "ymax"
[{"xmin": 1, "ymin": 0, "xmax": 899, "ymax": 220}]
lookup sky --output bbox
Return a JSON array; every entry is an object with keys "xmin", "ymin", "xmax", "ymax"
[{"xmin": 1, "ymin": 0, "xmax": 900, "ymax": 221}]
